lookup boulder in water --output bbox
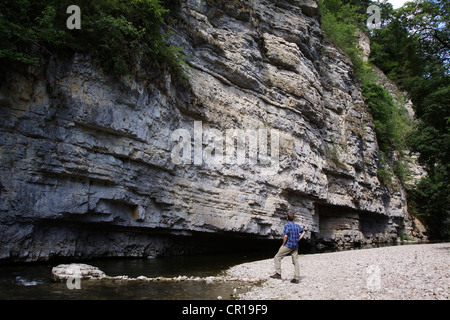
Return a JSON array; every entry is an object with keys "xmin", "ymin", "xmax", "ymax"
[{"xmin": 52, "ymin": 263, "xmax": 106, "ymax": 281}]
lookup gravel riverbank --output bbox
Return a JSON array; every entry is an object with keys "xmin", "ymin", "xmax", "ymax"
[{"xmin": 226, "ymin": 243, "xmax": 449, "ymax": 300}]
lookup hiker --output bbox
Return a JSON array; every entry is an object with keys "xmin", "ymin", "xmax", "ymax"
[{"xmin": 270, "ymin": 212, "xmax": 305, "ymax": 284}]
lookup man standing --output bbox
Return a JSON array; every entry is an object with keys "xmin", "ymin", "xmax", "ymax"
[{"xmin": 270, "ymin": 213, "xmax": 305, "ymax": 283}]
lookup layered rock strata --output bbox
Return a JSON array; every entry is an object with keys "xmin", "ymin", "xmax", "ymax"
[{"xmin": 0, "ymin": 0, "xmax": 417, "ymax": 262}]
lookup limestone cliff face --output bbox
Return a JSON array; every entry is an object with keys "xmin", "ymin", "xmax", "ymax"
[{"xmin": 0, "ymin": 0, "xmax": 416, "ymax": 262}]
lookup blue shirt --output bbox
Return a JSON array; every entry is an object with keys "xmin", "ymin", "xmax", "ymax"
[{"xmin": 283, "ymin": 221, "xmax": 304, "ymax": 249}]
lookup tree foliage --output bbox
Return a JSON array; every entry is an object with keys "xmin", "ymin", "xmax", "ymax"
[
  {"xmin": 318, "ymin": 0, "xmax": 367, "ymax": 77},
  {"xmin": 0, "ymin": 0, "xmax": 185, "ymax": 76},
  {"xmin": 370, "ymin": 0, "xmax": 450, "ymax": 239},
  {"xmin": 361, "ymin": 82, "xmax": 395, "ymax": 153}
]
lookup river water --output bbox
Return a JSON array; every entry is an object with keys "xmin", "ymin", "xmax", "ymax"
[
  {"xmin": 0, "ymin": 243, "xmax": 407, "ymax": 300},
  {"xmin": 0, "ymin": 250, "xmax": 275, "ymax": 300}
]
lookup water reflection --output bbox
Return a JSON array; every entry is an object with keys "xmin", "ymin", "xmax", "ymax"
[{"xmin": 0, "ymin": 251, "xmax": 272, "ymax": 300}]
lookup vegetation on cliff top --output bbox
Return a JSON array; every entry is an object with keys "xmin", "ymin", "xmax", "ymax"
[
  {"xmin": 319, "ymin": 0, "xmax": 449, "ymax": 239},
  {"xmin": 0, "ymin": 0, "xmax": 185, "ymax": 76}
]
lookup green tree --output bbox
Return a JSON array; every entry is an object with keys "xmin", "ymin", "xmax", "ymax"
[
  {"xmin": 370, "ymin": 0, "xmax": 450, "ymax": 239},
  {"xmin": 361, "ymin": 82, "xmax": 395, "ymax": 153},
  {"xmin": 0, "ymin": 0, "xmax": 186, "ymax": 76},
  {"xmin": 319, "ymin": 0, "xmax": 366, "ymax": 74}
]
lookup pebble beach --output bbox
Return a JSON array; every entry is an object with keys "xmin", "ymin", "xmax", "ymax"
[{"xmin": 226, "ymin": 243, "xmax": 449, "ymax": 300}]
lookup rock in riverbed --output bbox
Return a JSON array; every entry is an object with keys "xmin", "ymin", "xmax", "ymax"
[
  {"xmin": 51, "ymin": 263, "xmax": 259, "ymax": 284},
  {"xmin": 52, "ymin": 263, "xmax": 106, "ymax": 281}
]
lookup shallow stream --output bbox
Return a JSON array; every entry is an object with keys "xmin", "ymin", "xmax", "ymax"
[
  {"xmin": 0, "ymin": 251, "xmax": 274, "ymax": 300},
  {"xmin": 0, "ymin": 243, "xmax": 406, "ymax": 299}
]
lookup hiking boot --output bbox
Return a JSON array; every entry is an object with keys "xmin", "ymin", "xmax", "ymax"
[
  {"xmin": 290, "ymin": 278, "xmax": 300, "ymax": 284},
  {"xmin": 269, "ymin": 273, "xmax": 282, "ymax": 279}
]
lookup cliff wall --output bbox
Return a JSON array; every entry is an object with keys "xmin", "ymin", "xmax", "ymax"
[{"xmin": 0, "ymin": 0, "xmax": 417, "ymax": 262}]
